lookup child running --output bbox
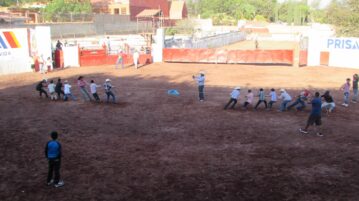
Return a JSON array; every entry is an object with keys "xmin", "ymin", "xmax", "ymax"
[
  {"xmin": 48, "ymin": 80, "xmax": 57, "ymax": 100},
  {"xmin": 278, "ymin": 89, "xmax": 292, "ymax": 112},
  {"xmin": 340, "ymin": 78, "xmax": 351, "ymax": 107},
  {"xmin": 243, "ymin": 89, "xmax": 254, "ymax": 109},
  {"xmin": 267, "ymin": 88, "xmax": 277, "ymax": 110},
  {"xmin": 254, "ymin": 88, "xmax": 267, "ymax": 109},
  {"xmin": 63, "ymin": 80, "xmax": 76, "ymax": 101},
  {"xmin": 224, "ymin": 86, "xmax": 241, "ymax": 110},
  {"xmin": 90, "ymin": 80, "xmax": 101, "ymax": 102},
  {"xmin": 36, "ymin": 80, "xmax": 48, "ymax": 98}
]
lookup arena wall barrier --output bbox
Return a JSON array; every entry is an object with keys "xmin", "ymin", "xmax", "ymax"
[
  {"xmin": 163, "ymin": 49, "xmax": 294, "ymax": 65},
  {"xmin": 79, "ymin": 48, "xmax": 152, "ymax": 67}
]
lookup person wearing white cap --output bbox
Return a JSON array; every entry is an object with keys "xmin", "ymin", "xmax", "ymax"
[
  {"xmin": 63, "ymin": 80, "xmax": 76, "ymax": 101},
  {"xmin": 104, "ymin": 79, "xmax": 116, "ymax": 103},
  {"xmin": 224, "ymin": 86, "xmax": 241, "ymax": 110},
  {"xmin": 192, "ymin": 71, "xmax": 205, "ymax": 101},
  {"xmin": 278, "ymin": 89, "xmax": 292, "ymax": 111}
]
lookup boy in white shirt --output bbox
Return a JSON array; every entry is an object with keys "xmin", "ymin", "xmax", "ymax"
[
  {"xmin": 224, "ymin": 86, "xmax": 241, "ymax": 110},
  {"xmin": 63, "ymin": 80, "xmax": 76, "ymax": 101},
  {"xmin": 278, "ymin": 89, "xmax": 292, "ymax": 111},
  {"xmin": 90, "ymin": 80, "xmax": 101, "ymax": 102},
  {"xmin": 267, "ymin": 88, "xmax": 277, "ymax": 110},
  {"xmin": 47, "ymin": 80, "xmax": 57, "ymax": 100},
  {"xmin": 243, "ymin": 89, "xmax": 254, "ymax": 109}
]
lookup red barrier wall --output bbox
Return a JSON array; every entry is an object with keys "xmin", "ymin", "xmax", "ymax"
[
  {"xmin": 163, "ymin": 49, "xmax": 294, "ymax": 65},
  {"xmin": 79, "ymin": 48, "xmax": 152, "ymax": 67},
  {"xmin": 299, "ymin": 50, "xmax": 308, "ymax": 66}
]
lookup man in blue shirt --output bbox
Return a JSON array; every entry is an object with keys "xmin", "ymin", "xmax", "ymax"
[
  {"xmin": 299, "ymin": 92, "xmax": 323, "ymax": 136},
  {"xmin": 192, "ymin": 72, "xmax": 205, "ymax": 101},
  {"xmin": 45, "ymin": 131, "xmax": 64, "ymax": 187}
]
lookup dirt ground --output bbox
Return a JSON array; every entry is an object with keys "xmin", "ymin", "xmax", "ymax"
[{"xmin": 0, "ymin": 63, "xmax": 359, "ymax": 201}]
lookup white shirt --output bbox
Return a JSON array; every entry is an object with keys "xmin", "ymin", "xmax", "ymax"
[
  {"xmin": 279, "ymin": 92, "xmax": 292, "ymax": 101},
  {"xmin": 48, "ymin": 83, "xmax": 56, "ymax": 93},
  {"xmin": 270, "ymin": 91, "xmax": 277, "ymax": 101},
  {"xmin": 90, "ymin": 83, "xmax": 98, "ymax": 94},
  {"xmin": 133, "ymin": 52, "xmax": 139, "ymax": 60},
  {"xmin": 195, "ymin": 76, "xmax": 205, "ymax": 86},
  {"xmin": 64, "ymin": 84, "xmax": 72, "ymax": 94},
  {"xmin": 230, "ymin": 89, "xmax": 240, "ymax": 99}
]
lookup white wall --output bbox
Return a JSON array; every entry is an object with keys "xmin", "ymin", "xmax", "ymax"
[
  {"xmin": 63, "ymin": 46, "xmax": 80, "ymax": 67},
  {"xmin": 0, "ymin": 28, "xmax": 31, "ymax": 75}
]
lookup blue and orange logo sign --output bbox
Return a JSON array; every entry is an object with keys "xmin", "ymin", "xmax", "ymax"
[{"xmin": 0, "ymin": 31, "xmax": 21, "ymax": 49}]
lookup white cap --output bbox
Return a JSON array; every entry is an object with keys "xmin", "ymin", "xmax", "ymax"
[
  {"xmin": 280, "ymin": 89, "xmax": 285, "ymax": 92},
  {"xmin": 64, "ymin": 80, "xmax": 68, "ymax": 83},
  {"xmin": 235, "ymin": 86, "xmax": 241, "ymax": 90},
  {"xmin": 199, "ymin": 71, "xmax": 205, "ymax": 75},
  {"xmin": 106, "ymin": 79, "xmax": 111, "ymax": 82}
]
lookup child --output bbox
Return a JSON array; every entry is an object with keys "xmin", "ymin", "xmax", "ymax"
[
  {"xmin": 352, "ymin": 74, "xmax": 358, "ymax": 103},
  {"xmin": 192, "ymin": 72, "xmax": 205, "ymax": 101},
  {"xmin": 224, "ymin": 86, "xmax": 240, "ymax": 110},
  {"xmin": 47, "ymin": 80, "xmax": 57, "ymax": 100},
  {"xmin": 90, "ymin": 80, "xmax": 101, "ymax": 102},
  {"xmin": 267, "ymin": 88, "xmax": 277, "ymax": 110},
  {"xmin": 36, "ymin": 80, "xmax": 48, "ymax": 98},
  {"xmin": 321, "ymin": 91, "xmax": 335, "ymax": 113},
  {"xmin": 254, "ymin": 88, "xmax": 267, "ymax": 109},
  {"xmin": 104, "ymin": 79, "xmax": 116, "ymax": 103},
  {"xmin": 278, "ymin": 89, "xmax": 292, "ymax": 112},
  {"xmin": 46, "ymin": 57, "xmax": 53, "ymax": 72},
  {"xmin": 63, "ymin": 80, "xmax": 76, "ymax": 101},
  {"xmin": 340, "ymin": 78, "xmax": 351, "ymax": 107},
  {"xmin": 287, "ymin": 89, "xmax": 311, "ymax": 111},
  {"xmin": 243, "ymin": 89, "xmax": 254, "ymax": 109},
  {"xmin": 77, "ymin": 76, "xmax": 92, "ymax": 101},
  {"xmin": 55, "ymin": 78, "xmax": 64, "ymax": 99},
  {"xmin": 115, "ymin": 50, "xmax": 124, "ymax": 69},
  {"xmin": 45, "ymin": 131, "xmax": 64, "ymax": 187}
]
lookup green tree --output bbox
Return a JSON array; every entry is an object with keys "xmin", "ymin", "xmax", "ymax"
[{"xmin": 42, "ymin": 0, "xmax": 92, "ymax": 21}]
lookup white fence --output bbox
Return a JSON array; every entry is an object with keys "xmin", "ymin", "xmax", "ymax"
[{"xmin": 165, "ymin": 31, "xmax": 246, "ymax": 49}]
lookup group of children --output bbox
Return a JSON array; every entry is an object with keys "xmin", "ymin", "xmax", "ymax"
[
  {"xmin": 223, "ymin": 74, "xmax": 359, "ymax": 113},
  {"xmin": 36, "ymin": 76, "xmax": 117, "ymax": 103}
]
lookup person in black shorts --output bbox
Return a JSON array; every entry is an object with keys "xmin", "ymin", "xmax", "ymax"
[
  {"xmin": 55, "ymin": 78, "xmax": 65, "ymax": 99},
  {"xmin": 299, "ymin": 92, "xmax": 323, "ymax": 136}
]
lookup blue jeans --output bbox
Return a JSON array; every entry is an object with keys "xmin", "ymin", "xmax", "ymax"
[
  {"xmin": 353, "ymin": 89, "xmax": 358, "ymax": 101},
  {"xmin": 64, "ymin": 93, "xmax": 76, "ymax": 101},
  {"xmin": 198, "ymin": 85, "xmax": 204, "ymax": 100},
  {"xmin": 287, "ymin": 98, "xmax": 305, "ymax": 111},
  {"xmin": 344, "ymin": 92, "xmax": 350, "ymax": 104},
  {"xmin": 80, "ymin": 87, "xmax": 92, "ymax": 101},
  {"xmin": 106, "ymin": 91, "xmax": 116, "ymax": 103},
  {"xmin": 280, "ymin": 100, "xmax": 291, "ymax": 111},
  {"xmin": 115, "ymin": 59, "xmax": 124, "ymax": 69}
]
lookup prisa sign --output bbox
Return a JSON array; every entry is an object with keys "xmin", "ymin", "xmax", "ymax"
[{"xmin": 327, "ymin": 38, "xmax": 359, "ymax": 50}]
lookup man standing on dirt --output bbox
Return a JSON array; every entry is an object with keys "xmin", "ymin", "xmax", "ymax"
[
  {"xmin": 192, "ymin": 71, "xmax": 205, "ymax": 101},
  {"xmin": 299, "ymin": 92, "xmax": 323, "ymax": 137},
  {"xmin": 45, "ymin": 131, "xmax": 64, "ymax": 187}
]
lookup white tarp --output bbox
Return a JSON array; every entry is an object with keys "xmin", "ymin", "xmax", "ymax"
[
  {"xmin": 0, "ymin": 28, "xmax": 31, "ymax": 75},
  {"xmin": 34, "ymin": 26, "xmax": 52, "ymax": 70},
  {"xmin": 63, "ymin": 46, "xmax": 80, "ymax": 67}
]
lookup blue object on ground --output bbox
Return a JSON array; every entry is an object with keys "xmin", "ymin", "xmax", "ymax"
[{"xmin": 167, "ymin": 89, "xmax": 180, "ymax": 96}]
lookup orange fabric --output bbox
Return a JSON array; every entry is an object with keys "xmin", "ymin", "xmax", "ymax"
[{"xmin": 320, "ymin": 52, "xmax": 329, "ymax": 66}]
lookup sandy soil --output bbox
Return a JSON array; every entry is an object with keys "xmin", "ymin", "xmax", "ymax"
[{"xmin": 0, "ymin": 63, "xmax": 359, "ymax": 201}]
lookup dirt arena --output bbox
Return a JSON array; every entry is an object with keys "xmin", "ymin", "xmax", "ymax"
[{"xmin": 0, "ymin": 63, "xmax": 359, "ymax": 201}]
